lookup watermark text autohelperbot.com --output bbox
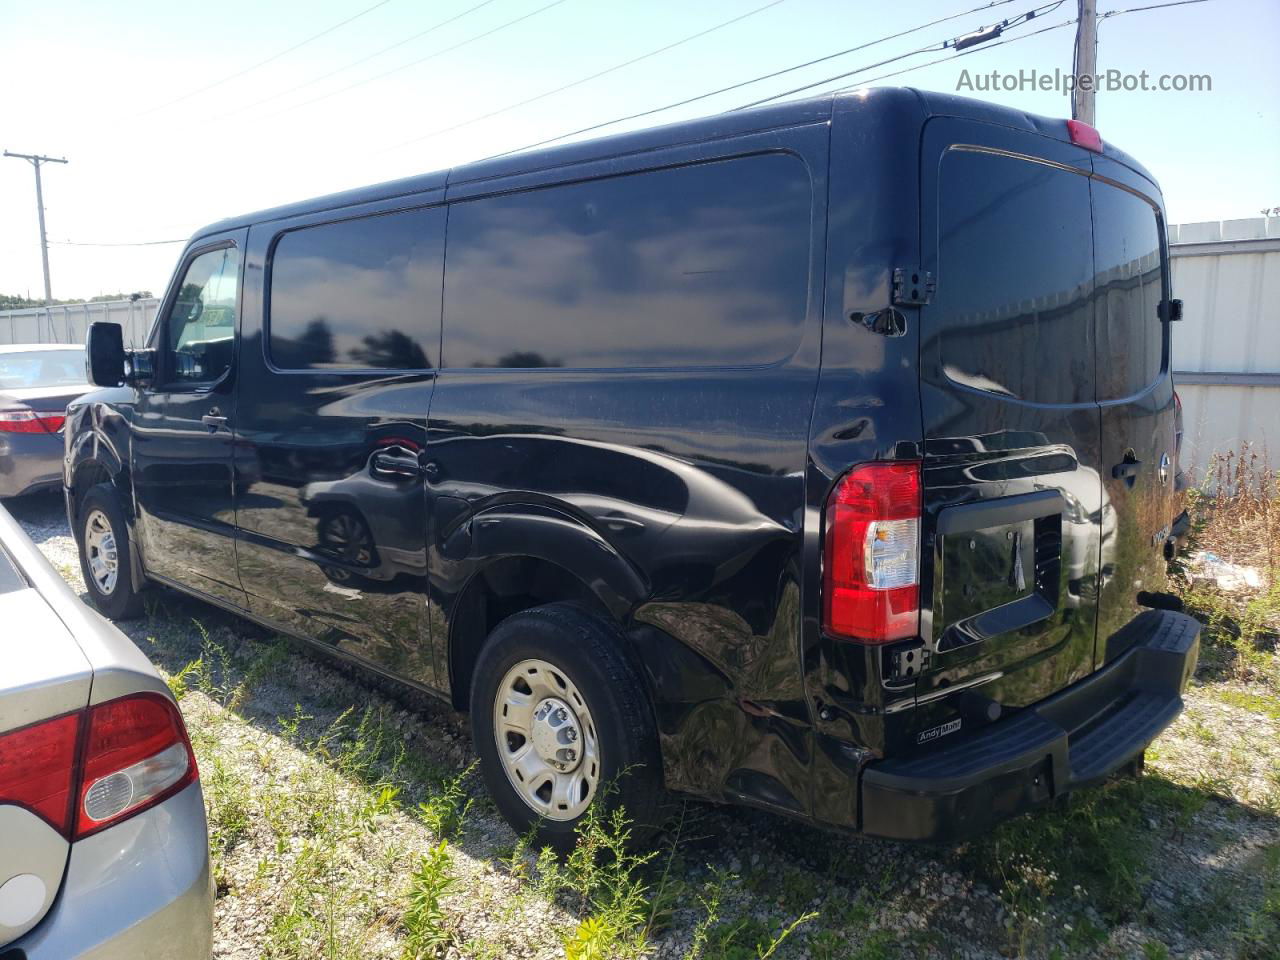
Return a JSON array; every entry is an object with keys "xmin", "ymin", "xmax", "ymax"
[{"xmin": 957, "ymin": 68, "xmax": 1212, "ymax": 94}]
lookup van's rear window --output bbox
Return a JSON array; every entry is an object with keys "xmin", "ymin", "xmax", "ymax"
[
  {"xmin": 931, "ymin": 148, "xmax": 1095, "ymax": 406},
  {"xmin": 1093, "ymin": 183, "xmax": 1165, "ymax": 399}
]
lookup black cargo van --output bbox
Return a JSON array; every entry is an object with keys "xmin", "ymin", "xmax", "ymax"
[{"xmin": 66, "ymin": 88, "xmax": 1198, "ymax": 845}]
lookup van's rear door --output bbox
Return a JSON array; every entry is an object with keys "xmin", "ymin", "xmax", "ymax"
[
  {"xmin": 1090, "ymin": 157, "xmax": 1177, "ymax": 663},
  {"xmin": 914, "ymin": 119, "xmax": 1104, "ymax": 733}
]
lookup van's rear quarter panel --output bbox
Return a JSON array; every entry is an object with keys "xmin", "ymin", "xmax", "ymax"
[{"xmin": 803, "ymin": 90, "xmax": 929, "ymax": 828}]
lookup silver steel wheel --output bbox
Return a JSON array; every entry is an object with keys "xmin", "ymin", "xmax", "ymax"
[
  {"xmin": 493, "ymin": 658, "xmax": 600, "ymax": 821},
  {"xmin": 84, "ymin": 509, "xmax": 119, "ymax": 596}
]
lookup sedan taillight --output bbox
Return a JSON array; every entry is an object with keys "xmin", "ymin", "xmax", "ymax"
[
  {"xmin": 0, "ymin": 693, "xmax": 196, "ymax": 841},
  {"xmin": 823, "ymin": 461, "xmax": 922, "ymax": 643},
  {"xmin": 75, "ymin": 693, "xmax": 197, "ymax": 838},
  {"xmin": 0, "ymin": 713, "xmax": 80, "ymax": 835},
  {"xmin": 0, "ymin": 408, "xmax": 66, "ymax": 434}
]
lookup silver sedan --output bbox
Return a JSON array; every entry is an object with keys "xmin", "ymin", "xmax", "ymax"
[{"xmin": 0, "ymin": 503, "xmax": 213, "ymax": 958}]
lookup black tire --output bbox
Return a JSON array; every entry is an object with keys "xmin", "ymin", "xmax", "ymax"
[
  {"xmin": 470, "ymin": 602, "xmax": 667, "ymax": 852},
  {"xmin": 76, "ymin": 482, "xmax": 145, "ymax": 620}
]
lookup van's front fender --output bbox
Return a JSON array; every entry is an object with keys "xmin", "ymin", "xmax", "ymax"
[
  {"xmin": 64, "ymin": 394, "xmax": 137, "ymax": 554},
  {"xmin": 64, "ymin": 399, "xmax": 132, "ymax": 491}
]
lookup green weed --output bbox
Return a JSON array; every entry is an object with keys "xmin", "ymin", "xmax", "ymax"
[
  {"xmin": 682, "ymin": 868, "xmax": 729, "ymax": 960},
  {"xmin": 417, "ymin": 762, "xmax": 475, "ymax": 840},
  {"xmin": 401, "ymin": 841, "xmax": 456, "ymax": 959},
  {"xmin": 166, "ymin": 657, "xmax": 202, "ymax": 701}
]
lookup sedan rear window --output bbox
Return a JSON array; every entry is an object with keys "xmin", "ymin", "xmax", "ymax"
[{"xmin": 0, "ymin": 350, "xmax": 86, "ymax": 389}]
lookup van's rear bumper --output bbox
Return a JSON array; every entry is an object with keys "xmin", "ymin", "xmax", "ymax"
[{"xmin": 860, "ymin": 609, "xmax": 1200, "ymax": 842}]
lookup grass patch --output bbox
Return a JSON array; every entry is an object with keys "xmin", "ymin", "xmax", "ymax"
[
  {"xmin": 1210, "ymin": 688, "xmax": 1280, "ymax": 720},
  {"xmin": 958, "ymin": 770, "xmax": 1232, "ymax": 953},
  {"xmin": 1235, "ymin": 843, "xmax": 1280, "ymax": 959}
]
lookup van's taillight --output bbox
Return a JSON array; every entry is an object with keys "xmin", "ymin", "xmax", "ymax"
[
  {"xmin": 0, "ymin": 693, "xmax": 197, "ymax": 841},
  {"xmin": 0, "ymin": 408, "xmax": 66, "ymax": 433},
  {"xmin": 75, "ymin": 693, "xmax": 197, "ymax": 839},
  {"xmin": 1066, "ymin": 119, "xmax": 1103, "ymax": 152},
  {"xmin": 823, "ymin": 461, "xmax": 922, "ymax": 643},
  {"xmin": 0, "ymin": 713, "xmax": 81, "ymax": 835}
]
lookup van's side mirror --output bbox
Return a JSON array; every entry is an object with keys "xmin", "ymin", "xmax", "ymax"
[{"xmin": 86, "ymin": 321, "xmax": 126, "ymax": 387}]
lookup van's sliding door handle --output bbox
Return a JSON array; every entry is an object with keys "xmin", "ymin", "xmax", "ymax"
[
  {"xmin": 1111, "ymin": 460, "xmax": 1142, "ymax": 480},
  {"xmin": 371, "ymin": 450, "xmax": 423, "ymax": 479},
  {"xmin": 604, "ymin": 515, "xmax": 645, "ymax": 532},
  {"xmin": 201, "ymin": 414, "xmax": 228, "ymax": 431}
]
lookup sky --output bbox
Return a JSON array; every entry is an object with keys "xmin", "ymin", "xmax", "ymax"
[{"xmin": 1, "ymin": 0, "xmax": 1276, "ymax": 301}]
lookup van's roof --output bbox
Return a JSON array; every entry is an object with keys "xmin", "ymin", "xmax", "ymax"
[{"xmin": 192, "ymin": 87, "xmax": 1159, "ymax": 243}]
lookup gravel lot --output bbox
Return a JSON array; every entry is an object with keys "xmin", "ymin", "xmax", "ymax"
[{"xmin": 8, "ymin": 490, "xmax": 1279, "ymax": 960}]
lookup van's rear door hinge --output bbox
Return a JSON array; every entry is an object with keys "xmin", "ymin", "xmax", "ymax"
[
  {"xmin": 892, "ymin": 267, "xmax": 935, "ymax": 306},
  {"xmin": 888, "ymin": 642, "xmax": 930, "ymax": 682}
]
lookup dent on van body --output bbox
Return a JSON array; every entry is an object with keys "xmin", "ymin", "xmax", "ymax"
[{"xmin": 425, "ymin": 130, "xmax": 832, "ymax": 816}]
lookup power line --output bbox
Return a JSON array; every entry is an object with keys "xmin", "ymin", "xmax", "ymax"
[
  {"xmin": 49, "ymin": 238, "xmax": 187, "ymax": 247},
  {"xmin": 477, "ymin": 0, "xmax": 1053, "ymax": 162},
  {"xmin": 139, "ymin": 0, "xmax": 396, "ymax": 117},
  {"xmin": 224, "ymin": 0, "xmax": 504, "ymax": 119},
  {"xmin": 65, "ymin": 0, "xmax": 1210, "ymax": 255},
  {"xmin": 769, "ymin": 0, "xmax": 1203, "ymax": 105},
  {"xmin": 735, "ymin": 0, "xmax": 1064, "ymax": 110},
  {"xmin": 386, "ymin": 0, "xmax": 788, "ymax": 153},
  {"xmin": 264, "ymin": 0, "xmax": 572, "ymax": 119},
  {"xmin": 845, "ymin": 16, "xmax": 1077, "ymax": 87},
  {"xmin": 1101, "ymin": 0, "xmax": 1209, "ymax": 13}
]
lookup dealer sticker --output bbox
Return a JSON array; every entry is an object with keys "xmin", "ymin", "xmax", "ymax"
[{"xmin": 916, "ymin": 718, "xmax": 963, "ymax": 745}]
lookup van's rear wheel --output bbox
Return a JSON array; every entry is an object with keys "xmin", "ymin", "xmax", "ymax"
[
  {"xmin": 470, "ymin": 603, "xmax": 666, "ymax": 851},
  {"xmin": 76, "ymin": 483, "xmax": 144, "ymax": 620}
]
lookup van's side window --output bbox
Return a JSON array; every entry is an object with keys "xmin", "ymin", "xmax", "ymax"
[
  {"xmin": 1093, "ymin": 183, "xmax": 1165, "ymax": 399},
  {"xmin": 442, "ymin": 154, "xmax": 811, "ymax": 369},
  {"xmin": 268, "ymin": 207, "xmax": 443, "ymax": 371},
  {"xmin": 163, "ymin": 245, "xmax": 240, "ymax": 386},
  {"xmin": 932, "ymin": 148, "xmax": 1094, "ymax": 405}
]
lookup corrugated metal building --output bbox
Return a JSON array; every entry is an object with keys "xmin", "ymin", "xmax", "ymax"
[
  {"xmin": 0, "ymin": 298, "xmax": 158, "ymax": 349},
  {"xmin": 1170, "ymin": 216, "xmax": 1280, "ymax": 482}
]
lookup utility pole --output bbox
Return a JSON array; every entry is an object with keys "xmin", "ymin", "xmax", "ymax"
[
  {"xmin": 4, "ymin": 150, "xmax": 69, "ymax": 304},
  {"xmin": 1072, "ymin": 0, "xmax": 1098, "ymax": 125}
]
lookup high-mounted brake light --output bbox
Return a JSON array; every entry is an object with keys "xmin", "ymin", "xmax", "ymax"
[
  {"xmin": 1066, "ymin": 119, "xmax": 1103, "ymax": 153},
  {"xmin": 0, "ymin": 408, "xmax": 66, "ymax": 434},
  {"xmin": 0, "ymin": 693, "xmax": 197, "ymax": 841},
  {"xmin": 823, "ymin": 461, "xmax": 922, "ymax": 643}
]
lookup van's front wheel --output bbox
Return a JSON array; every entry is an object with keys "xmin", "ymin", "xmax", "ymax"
[
  {"xmin": 76, "ymin": 483, "xmax": 144, "ymax": 620},
  {"xmin": 470, "ymin": 603, "xmax": 665, "ymax": 851}
]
